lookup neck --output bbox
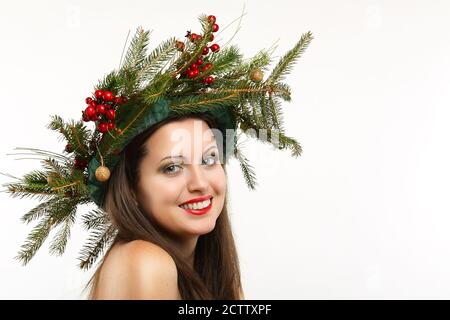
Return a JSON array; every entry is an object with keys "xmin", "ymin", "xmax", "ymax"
[{"xmin": 162, "ymin": 231, "xmax": 198, "ymax": 269}]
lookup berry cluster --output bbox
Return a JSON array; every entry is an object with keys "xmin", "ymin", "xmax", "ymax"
[
  {"xmin": 180, "ymin": 15, "xmax": 220, "ymax": 85},
  {"xmin": 82, "ymin": 90, "xmax": 127, "ymax": 134},
  {"xmin": 74, "ymin": 158, "xmax": 88, "ymax": 170}
]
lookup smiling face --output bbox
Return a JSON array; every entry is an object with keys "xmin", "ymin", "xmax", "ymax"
[{"xmin": 135, "ymin": 117, "xmax": 227, "ymax": 240}]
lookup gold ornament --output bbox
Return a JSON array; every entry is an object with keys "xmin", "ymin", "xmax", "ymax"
[
  {"xmin": 94, "ymin": 144, "xmax": 110, "ymax": 182},
  {"xmin": 95, "ymin": 166, "xmax": 111, "ymax": 182},
  {"xmin": 250, "ymin": 68, "xmax": 264, "ymax": 82}
]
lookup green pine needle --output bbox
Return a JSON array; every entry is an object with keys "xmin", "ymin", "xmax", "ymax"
[{"xmin": 265, "ymin": 31, "xmax": 313, "ymax": 85}]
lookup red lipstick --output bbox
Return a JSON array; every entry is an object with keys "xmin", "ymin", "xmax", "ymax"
[
  {"xmin": 179, "ymin": 195, "xmax": 213, "ymax": 216},
  {"xmin": 179, "ymin": 195, "xmax": 213, "ymax": 206}
]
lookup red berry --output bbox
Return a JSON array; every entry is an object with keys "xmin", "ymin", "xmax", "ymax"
[
  {"xmin": 202, "ymin": 63, "xmax": 213, "ymax": 72},
  {"xmin": 90, "ymin": 114, "xmax": 99, "ymax": 121},
  {"xmin": 74, "ymin": 159, "xmax": 83, "ymax": 170},
  {"xmin": 210, "ymin": 43, "xmax": 220, "ymax": 52},
  {"xmin": 85, "ymin": 97, "xmax": 93, "ymax": 104},
  {"xmin": 193, "ymin": 69, "xmax": 199, "ymax": 77},
  {"xmin": 102, "ymin": 91, "xmax": 113, "ymax": 101},
  {"xmin": 187, "ymin": 69, "xmax": 196, "ymax": 78},
  {"xmin": 205, "ymin": 76, "xmax": 214, "ymax": 85},
  {"xmin": 96, "ymin": 104, "xmax": 106, "ymax": 115},
  {"xmin": 212, "ymin": 24, "xmax": 219, "ymax": 32},
  {"xmin": 196, "ymin": 57, "xmax": 203, "ymax": 65},
  {"xmin": 106, "ymin": 109, "xmax": 116, "ymax": 120},
  {"xmin": 108, "ymin": 122, "xmax": 115, "ymax": 130},
  {"xmin": 209, "ymin": 34, "xmax": 214, "ymax": 42},
  {"xmin": 191, "ymin": 63, "xmax": 198, "ymax": 70},
  {"xmin": 120, "ymin": 96, "xmax": 128, "ymax": 104},
  {"xmin": 74, "ymin": 158, "xmax": 88, "ymax": 170},
  {"xmin": 207, "ymin": 15, "xmax": 216, "ymax": 23},
  {"xmin": 113, "ymin": 96, "xmax": 121, "ymax": 104},
  {"xmin": 94, "ymin": 90, "xmax": 103, "ymax": 99},
  {"xmin": 202, "ymin": 47, "xmax": 209, "ymax": 55},
  {"xmin": 190, "ymin": 33, "xmax": 199, "ymax": 42},
  {"xmin": 85, "ymin": 106, "xmax": 96, "ymax": 118},
  {"xmin": 97, "ymin": 122, "xmax": 108, "ymax": 133},
  {"xmin": 82, "ymin": 112, "xmax": 90, "ymax": 122}
]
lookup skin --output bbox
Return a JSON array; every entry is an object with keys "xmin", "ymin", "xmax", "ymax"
[
  {"xmin": 136, "ymin": 117, "xmax": 227, "ymax": 267},
  {"xmin": 93, "ymin": 118, "xmax": 229, "ymax": 299}
]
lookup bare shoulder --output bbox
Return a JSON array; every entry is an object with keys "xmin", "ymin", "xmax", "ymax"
[{"xmin": 94, "ymin": 240, "xmax": 180, "ymax": 300}]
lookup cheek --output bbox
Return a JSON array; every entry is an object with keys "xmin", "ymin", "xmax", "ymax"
[
  {"xmin": 138, "ymin": 176, "xmax": 182, "ymax": 214},
  {"xmin": 210, "ymin": 167, "xmax": 227, "ymax": 194}
]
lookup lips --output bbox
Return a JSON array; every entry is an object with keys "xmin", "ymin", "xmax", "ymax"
[
  {"xmin": 178, "ymin": 195, "xmax": 213, "ymax": 216},
  {"xmin": 179, "ymin": 194, "xmax": 213, "ymax": 206}
]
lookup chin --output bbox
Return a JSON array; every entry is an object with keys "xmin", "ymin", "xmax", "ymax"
[{"xmin": 184, "ymin": 220, "xmax": 217, "ymax": 236}]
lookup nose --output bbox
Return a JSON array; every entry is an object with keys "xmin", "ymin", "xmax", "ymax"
[{"xmin": 186, "ymin": 164, "xmax": 209, "ymax": 193}]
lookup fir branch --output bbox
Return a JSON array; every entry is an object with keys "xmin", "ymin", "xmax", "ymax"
[
  {"xmin": 260, "ymin": 94, "xmax": 268, "ymax": 127},
  {"xmin": 242, "ymin": 125, "xmax": 302, "ymax": 157},
  {"xmin": 5, "ymin": 184, "xmax": 54, "ymax": 201},
  {"xmin": 81, "ymin": 208, "xmax": 110, "ymax": 230},
  {"xmin": 209, "ymin": 45, "xmax": 243, "ymax": 75},
  {"xmin": 201, "ymin": 84, "xmax": 288, "ymax": 98},
  {"xmin": 233, "ymin": 143, "xmax": 257, "ymax": 190},
  {"xmin": 23, "ymin": 170, "xmax": 48, "ymax": 184},
  {"xmin": 170, "ymin": 93, "xmax": 239, "ymax": 114},
  {"xmin": 16, "ymin": 194, "xmax": 82, "ymax": 264},
  {"xmin": 268, "ymin": 93, "xmax": 284, "ymax": 132},
  {"xmin": 171, "ymin": 14, "xmax": 214, "ymax": 78},
  {"xmin": 47, "ymin": 115, "xmax": 70, "ymax": 142},
  {"xmin": 122, "ymin": 27, "xmax": 151, "ymax": 71},
  {"xmin": 139, "ymin": 37, "xmax": 178, "ymax": 83},
  {"xmin": 11, "ymin": 147, "xmax": 69, "ymax": 163},
  {"xmin": 78, "ymin": 224, "xmax": 117, "ymax": 270},
  {"xmin": 224, "ymin": 48, "xmax": 273, "ymax": 80},
  {"xmin": 20, "ymin": 196, "xmax": 63, "ymax": 224},
  {"xmin": 141, "ymin": 73, "xmax": 173, "ymax": 105},
  {"xmin": 265, "ymin": 31, "xmax": 313, "ymax": 85},
  {"xmin": 16, "ymin": 215, "xmax": 54, "ymax": 266},
  {"xmin": 47, "ymin": 116, "xmax": 92, "ymax": 158},
  {"xmin": 95, "ymin": 70, "xmax": 122, "ymax": 93},
  {"xmin": 278, "ymin": 133, "xmax": 302, "ymax": 157},
  {"xmin": 49, "ymin": 207, "xmax": 77, "ymax": 256},
  {"xmin": 271, "ymin": 82, "xmax": 291, "ymax": 102},
  {"xmin": 99, "ymin": 72, "xmax": 172, "ymax": 159},
  {"xmin": 4, "ymin": 169, "xmax": 54, "ymax": 201},
  {"xmin": 41, "ymin": 158, "xmax": 69, "ymax": 179},
  {"xmin": 67, "ymin": 122, "xmax": 90, "ymax": 155}
]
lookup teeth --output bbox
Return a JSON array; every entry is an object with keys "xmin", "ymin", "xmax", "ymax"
[{"xmin": 180, "ymin": 198, "xmax": 211, "ymax": 210}]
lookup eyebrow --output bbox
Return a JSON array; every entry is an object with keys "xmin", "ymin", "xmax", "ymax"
[{"xmin": 158, "ymin": 145, "xmax": 217, "ymax": 163}]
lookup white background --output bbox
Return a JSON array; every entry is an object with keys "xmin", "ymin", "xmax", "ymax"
[{"xmin": 1, "ymin": 0, "xmax": 449, "ymax": 299}]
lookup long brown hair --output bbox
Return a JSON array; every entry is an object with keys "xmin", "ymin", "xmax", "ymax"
[{"xmin": 86, "ymin": 112, "xmax": 242, "ymax": 299}]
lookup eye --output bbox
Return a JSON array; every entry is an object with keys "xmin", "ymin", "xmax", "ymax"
[
  {"xmin": 163, "ymin": 164, "xmax": 182, "ymax": 175},
  {"xmin": 202, "ymin": 151, "xmax": 218, "ymax": 166}
]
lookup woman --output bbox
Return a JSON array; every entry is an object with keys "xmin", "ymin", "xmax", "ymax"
[
  {"xmin": 88, "ymin": 114, "xmax": 244, "ymax": 299},
  {"xmin": 5, "ymin": 15, "xmax": 311, "ymax": 300}
]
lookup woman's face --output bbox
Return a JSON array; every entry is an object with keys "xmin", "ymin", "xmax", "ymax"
[{"xmin": 136, "ymin": 117, "xmax": 227, "ymax": 240}]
